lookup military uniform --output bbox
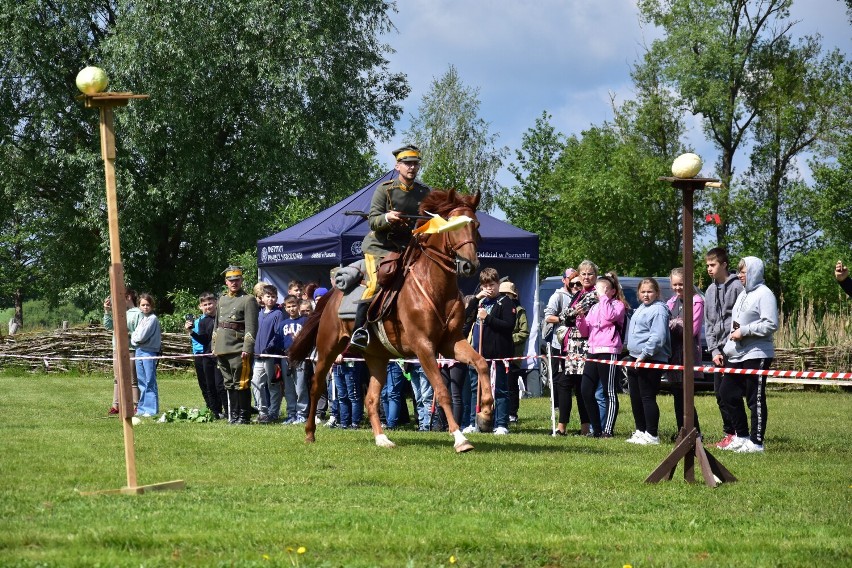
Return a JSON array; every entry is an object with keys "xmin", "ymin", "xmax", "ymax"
[
  {"xmin": 351, "ymin": 144, "xmax": 430, "ymax": 349},
  {"xmin": 213, "ymin": 266, "xmax": 259, "ymax": 423},
  {"xmin": 360, "ymin": 176, "xmax": 431, "ymax": 297}
]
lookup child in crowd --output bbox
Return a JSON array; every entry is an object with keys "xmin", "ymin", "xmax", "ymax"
[
  {"xmin": 252, "ymin": 284, "xmax": 284, "ymax": 423},
  {"xmin": 186, "ymin": 292, "xmax": 226, "ymax": 418},
  {"xmin": 703, "ymin": 247, "xmax": 743, "ymax": 449},
  {"xmin": 276, "ymin": 294, "xmax": 309, "ymax": 424},
  {"xmin": 500, "ymin": 281, "xmax": 529, "ymax": 424},
  {"xmin": 667, "ymin": 267, "xmax": 703, "ymax": 438},
  {"xmin": 720, "ymin": 256, "xmax": 778, "ymax": 453},
  {"xmin": 462, "ymin": 267, "xmax": 516, "ymax": 435},
  {"xmin": 577, "ymin": 275, "xmax": 626, "ymax": 438},
  {"xmin": 333, "ymin": 352, "xmax": 365, "ymax": 429},
  {"xmin": 287, "ymin": 280, "xmax": 304, "ymax": 300},
  {"xmin": 103, "ymin": 289, "xmax": 143, "ymax": 415},
  {"xmin": 625, "ymin": 278, "xmax": 671, "ymax": 445},
  {"xmin": 299, "ymin": 299, "xmax": 313, "ymax": 317},
  {"xmin": 130, "ymin": 293, "xmax": 162, "ymax": 417}
]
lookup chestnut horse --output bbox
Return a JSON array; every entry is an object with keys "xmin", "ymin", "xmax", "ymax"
[{"xmin": 288, "ymin": 189, "xmax": 494, "ymax": 452}]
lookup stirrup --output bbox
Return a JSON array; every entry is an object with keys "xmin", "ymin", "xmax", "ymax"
[{"xmin": 350, "ymin": 326, "xmax": 370, "ymax": 350}]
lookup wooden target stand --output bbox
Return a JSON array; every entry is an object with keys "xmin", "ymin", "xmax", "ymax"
[
  {"xmin": 77, "ymin": 92, "xmax": 184, "ymax": 496},
  {"xmin": 645, "ymin": 177, "xmax": 736, "ymax": 488}
]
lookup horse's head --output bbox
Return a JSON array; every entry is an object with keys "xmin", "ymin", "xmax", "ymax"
[{"xmin": 418, "ymin": 189, "xmax": 481, "ymax": 277}]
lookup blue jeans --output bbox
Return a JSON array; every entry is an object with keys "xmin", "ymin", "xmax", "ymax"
[
  {"xmin": 282, "ymin": 359, "xmax": 310, "ymax": 419},
  {"xmin": 334, "ymin": 361, "xmax": 364, "ymax": 427},
  {"xmin": 135, "ymin": 348, "xmax": 159, "ymax": 416},
  {"xmin": 381, "ymin": 362, "xmax": 405, "ymax": 428},
  {"xmin": 493, "ymin": 361, "xmax": 509, "ymax": 429},
  {"xmin": 410, "ymin": 364, "xmax": 435, "ymax": 430},
  {"xmin": 461, "ymin": 365, "xmax": 477, "ymax": 428}
]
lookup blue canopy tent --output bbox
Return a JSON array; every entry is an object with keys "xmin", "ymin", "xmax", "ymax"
[{"xmin": 257, "ymin": 171, "xmax": 543, "ymax": 386}]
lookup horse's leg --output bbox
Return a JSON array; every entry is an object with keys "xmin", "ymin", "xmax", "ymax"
[
  {"xmin": 414, "ymin": 349, "xmax": 473, "ymax": 453},
  {"xmin": 305, "ymin": 334, "xmax": 347, "ymax": 443},
  {"xmin": 449, "ymin": 339, "xmax": 494, "ymax": 433},
  {"xmin": 363, "ymin": 356, "xmax": 394, "ymax": 448}
]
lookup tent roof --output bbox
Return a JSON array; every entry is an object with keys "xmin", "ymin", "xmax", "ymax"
[{"xmin": 258, "ymin": 171, "xmax": 538, "ymax": 266}]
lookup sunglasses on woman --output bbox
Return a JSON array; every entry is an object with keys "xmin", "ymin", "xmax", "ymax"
[{"xmin": 569, "ymin": 281, "xmax": 582, "ymax": 288}]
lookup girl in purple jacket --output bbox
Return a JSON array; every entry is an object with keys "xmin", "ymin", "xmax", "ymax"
[{"xmin": 577, "ymin": 275, "xmax": 626, "ymax": 438}]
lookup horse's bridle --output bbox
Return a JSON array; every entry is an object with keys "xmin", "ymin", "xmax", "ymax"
[{"xmin": 417, "ymin": 206, "xmax": 480, "ymax": 274}]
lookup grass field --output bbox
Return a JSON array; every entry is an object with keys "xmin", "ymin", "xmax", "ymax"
[{"xmin": 0, "ymin": 371, "xmax": 849, "ymax": 567}]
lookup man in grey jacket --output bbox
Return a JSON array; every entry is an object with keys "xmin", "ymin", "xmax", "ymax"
[
  {"xmin": 703, "ymin": 247, "xmax": 743, "ymax": 449},
  {"xmin": 720, "ymin": 256, "xmax": 778, "ymax": 453}
]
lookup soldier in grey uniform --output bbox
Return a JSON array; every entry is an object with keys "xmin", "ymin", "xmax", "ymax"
[
  {"xmin": 212, "ymin": 266, "xmax": 259, "ymax": 424},
  {"xmin": 350, "ymin": 144, "xmax": 431, "ymax": 349}
]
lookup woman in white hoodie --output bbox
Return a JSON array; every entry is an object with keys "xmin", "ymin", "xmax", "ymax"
[{"xmin": 720, "ymin": 257, "xmax": 778, "ymax": 453}]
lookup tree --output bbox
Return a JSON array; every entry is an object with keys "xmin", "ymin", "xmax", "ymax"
[
  {"xmin": 403, "ymin": 65, "xmax": 507, "ymax": 211},
  {"xmin": 732, "ymin": 36, "xmax": 850, "ymax": 292},
  {"xmin": 0, "ymin": 0, "xmax": 408, "ymax": 317},
  {"xmin": 497, "ymin": 112, "xmax": 564, "ymax": 264},
  {"xmin": 637, "ymin": 0, "xmax": 796, "ymax": 246}
]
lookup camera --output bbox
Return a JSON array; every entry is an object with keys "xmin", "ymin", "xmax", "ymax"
[{"xmin": 184, "ymin": 314, "xmax": 194, "ymax": 322}]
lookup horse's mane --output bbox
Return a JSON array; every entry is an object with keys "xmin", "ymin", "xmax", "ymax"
[{"xmin": 418, "ymin": 189, "xmax": 479, "ymax": 220}]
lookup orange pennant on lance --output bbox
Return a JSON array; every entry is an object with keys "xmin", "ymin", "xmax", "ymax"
[{"xmin": 413, "ymin": 214, "xmax": 473, "ymax": 235}]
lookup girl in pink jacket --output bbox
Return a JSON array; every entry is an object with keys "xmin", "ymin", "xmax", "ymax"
[
  {"xmin": 577, "ymin": 275, "xmax": 626, "ymax": 437},
  {"xmin": 666, "ymin": 267, "xmax": 704, "ymax": 438}
]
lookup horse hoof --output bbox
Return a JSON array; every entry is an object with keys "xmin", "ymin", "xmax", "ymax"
[
  {"xmin": 475, "ymin": 413, "xmax": 493, "ymax": 433},
  {"xmin": 305, "ymin": 434, "xmax": 315, "ymax": 444},
  {"xmin": 454, "ymin": 441, "xmax": 474, "ymax": 453},
  {"xmin": 375, "ymin": 434, "xmax": 396, "ymax": 448}
]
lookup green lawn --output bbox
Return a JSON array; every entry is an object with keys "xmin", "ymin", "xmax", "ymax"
[{"xmin": 0, "ymin": 371, "xmax": 849, "ymax": 567}]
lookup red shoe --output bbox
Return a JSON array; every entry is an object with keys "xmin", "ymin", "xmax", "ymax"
[
  {"xmin": 714, "ymin": 433, "xmax": 735, "ymax": 449},
  {"xmin": 108, "ymin": 406, "xmax": 120, "ymax": 415}
]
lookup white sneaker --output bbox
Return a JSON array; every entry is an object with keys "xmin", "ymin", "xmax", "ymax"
[
  {"xmin": 324, "ymin": 416, "xmax": 337, "ymax": 428},
  {"xmin": 634, "ymin": 431, "xmax": 661, "ymax": 445},
  {"xmin": 626, "ymin": 430, "xmax": 645, "ymax": 444},
  {"xmin": 735, "ymin": 439, "xmax": 764, "ymax": 453},
  {"xmin": 493, "ymin": 427, "xmax": 509, "ymax": 436},
  {"xmin": 723, "ymin": 435, "xmax": 748, "ymax": 451},
  {"xmin": 462, "ymin": 425, "xmax": 477, "ymax": 434}
]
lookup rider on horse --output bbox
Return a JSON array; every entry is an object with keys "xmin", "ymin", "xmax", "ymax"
[{"xmin": 350, "ymin": 144, "xmax": 430, "ymax": 350}]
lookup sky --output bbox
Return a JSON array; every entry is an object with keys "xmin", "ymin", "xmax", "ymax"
[{"xmin": 374, "ymin": 0, "xmax": 852, "ymax": 202}]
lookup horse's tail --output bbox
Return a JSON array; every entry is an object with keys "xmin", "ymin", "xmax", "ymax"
[{"xmin": 287, "ymin": 291, "xmax": 332, "ymax": 362}]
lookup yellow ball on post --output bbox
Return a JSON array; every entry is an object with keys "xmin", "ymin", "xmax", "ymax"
[
  {"xmin": 75, "ymin": 66, "xmax": 109, "ymax": 95},
  {"xmin": 671, "ymin": 153, "xmax": 703, "ymax": 178}
]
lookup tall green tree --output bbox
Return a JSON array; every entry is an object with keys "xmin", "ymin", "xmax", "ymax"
[
  {"xmin": 731, "ymin": 35, "xmax": 850, "ymax": 292},
  {"xmin": 0, "ymin": 0, "xmax": 408, "ymax": 316},
  {"xmin": 637, "ymin": 0, "xmax": 796, "ymax": 246},
  {"xmin": 498, "ymin": 112, "xmax": 564, "ymax": 267},
  {"xmin": 403, "ymin": 65, "xmax": 507, "ymax": 211}
]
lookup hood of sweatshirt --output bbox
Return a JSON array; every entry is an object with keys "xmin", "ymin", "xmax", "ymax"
[{"xmin": 741, "ymin": 256, "xmax": 765, "ymax": 293}]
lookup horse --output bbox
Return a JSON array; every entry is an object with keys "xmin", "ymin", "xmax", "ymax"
[{"xmin": 287, "ymin": 189, "xmax": 495, "ymax": 452}]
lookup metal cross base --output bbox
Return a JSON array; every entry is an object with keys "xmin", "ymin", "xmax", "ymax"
[{"xmin": 645, "ymin": 428, "xmax": 737, "ymax": 487}]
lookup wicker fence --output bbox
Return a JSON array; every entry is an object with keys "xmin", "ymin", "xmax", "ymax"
[{"xmin": 1, "ymin": 325, "xmax": 850, "ymax": 376}]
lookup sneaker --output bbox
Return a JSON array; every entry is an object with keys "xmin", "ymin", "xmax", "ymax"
[
  {"xmin": 635, "ymin": 432, "xmax": 660, "ymax": 445},
  {"xmin": 714, "ymin": 433, "xmax": 735, "ymax": 449},
  {"xmin": 292, "ymin": 416, "xmax": 307, "ymax": 424},
  {"xmin": 108, "ymin": 406, "xmax": 120, "ymax": 415},
  {"xmin": 735, "ymin": 439, "xmax": 764, "ymax": 453},
  {"xmin": 493, "ymin": 427, "xmax": 509, "ymax": 436},
  {"xmin": 325, "ymin": 416, "xmax": 338, "ymax": 428},
  {"xmin": 282, "ymin": 417, "xmax": 296, "ymax": 425},
  {"xmin": 257, "ymin": 413, "xmax": 271, "ymax": 425},
  {"xmin": 626, "ymin": 430, "xmax": 645, "ymax": 444},
  {"xmin": 723, "ymin": 435, "xmax": 748, "ymax": 451},
  {"xmin": 462, "ymin": 425, "xmax": 477, "ymax": 434},
  {"xmin": 508, "ymin": 415, "xmax": 518, "ymax": 423}
]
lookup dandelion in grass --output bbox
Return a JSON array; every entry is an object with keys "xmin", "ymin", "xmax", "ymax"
[
  {"xmin": 286, "ymin": 546, "xmax": 306, "ymax": 566},
  {"xmin": 450, "ymin": 554, "xmax": 457, "ymax": 564}
]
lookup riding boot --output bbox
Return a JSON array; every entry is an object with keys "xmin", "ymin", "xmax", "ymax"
[
  {"xmin": 227, "ymin": 390, "xmax": 239, "ymax": 424},
  {"xmin": 350, "ymin": 302, "xmax": 370, "ymax": 350},
  {"xmin": 238, "ymin": 389, "xmax": 253, "ymax": 424}
]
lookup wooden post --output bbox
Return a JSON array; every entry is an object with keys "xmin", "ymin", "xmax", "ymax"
[
  {"xmin": 77, "ymin": 91, "xmax": 184, "ymax": 495},
  {"xmin": 645, "ymin": 177, "xmax": 736, "ymax": 488}
]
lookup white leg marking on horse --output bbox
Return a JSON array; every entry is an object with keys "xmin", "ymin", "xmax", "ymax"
[
  {"xmin": 452, "ymin": 429, "xmax": 474, "ymax": 452},
  {"xmin": 375, "ymin": 434, "xmax": 396, "ymax": 448}
]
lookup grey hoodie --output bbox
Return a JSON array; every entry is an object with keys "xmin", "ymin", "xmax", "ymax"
[
  {"xmin": 722, "ymin": 257, "xmax": 778, "ymax": 362},
  {"xmin": 703, "ymin": 271, "xmax": 743, "ymax": 359}
]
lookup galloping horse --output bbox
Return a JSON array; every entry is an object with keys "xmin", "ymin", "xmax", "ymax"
[{"xmin": 288, "ymin": 189, "xmax": 494, "ymax": 452}]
